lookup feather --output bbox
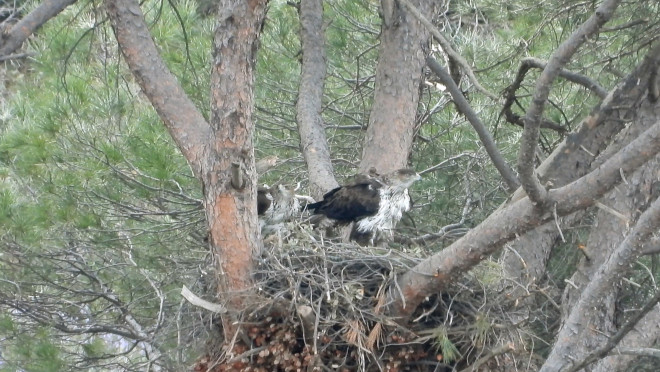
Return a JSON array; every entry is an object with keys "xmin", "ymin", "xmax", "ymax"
[
  {"xmin": 308, "ymin": 168, "xmax": 421, "ymax": 245},
  {"xmin": 258, "ymin": 184, "xmax": 300, "ymax": 235}
]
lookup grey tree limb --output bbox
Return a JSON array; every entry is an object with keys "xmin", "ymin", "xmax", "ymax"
[
  {"xmin": 426, "ymin": 56, "xmax": 520, "ymax": 192},
  {"xmin": 0, "ymin": 0, "xmax": 77, "ymax": 57},
  {"xmin": 388, "ymin": 114, "xmax": 660, "ymax": 320},
  {"xmin": 558, "ymin": 289, "xmax": 660, "ymax": 372},
  {"xmin": 105, "ymin": 0, "xmax": 212, "ymax": 179},
  {"xmin": 517, "ymin": 0, "xmax": 621, "ymax": 206},
  {"xmin": 398, "ymin": 0, "xmax": 498, "ymax": 100},
  {"xmin": 296, "ymin": 0, "xmax": 339, "ymax": 199}
]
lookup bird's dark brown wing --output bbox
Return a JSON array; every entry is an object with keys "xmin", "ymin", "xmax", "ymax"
[
  {"xmin": 308, "ymin": 180, "xmax": 381, "ymax": 221},
  {"xmin": 257, "ymin": 187, "xmax": 272, "ymax": 215}
]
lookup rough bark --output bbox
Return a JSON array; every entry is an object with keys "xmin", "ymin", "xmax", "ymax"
[
  {"xmin": 592, "ymin": 305, "xmax": 660, "ymax": 372},
  {"xmin": 540, "ymin": 167, "xmax": 660, "ymax": 371},
  {"xmin": 561, "ymin": 99, "xmax": 660, "ymax": 312},
  {"xmin": 0, "ymin": 0, "xmax": 77, "ymax": 57},
  {"xmin": 540, "ymin": 101, "xmax": 660, "ymax": 372},
  {"xmin": 296, "ymin": 0, "xmax": 338, "ymax": 199},
  {"xmin": 562, "ymin": 290, "xmax": 660, "ymax": 372},
  {"xmin": 208, "ymin": 0, "xmax": 266, "ymax": 338},
  {"xmin": 358, "ymin": 0, "xmax": 435, "ymax": 174},
  {"xmin": 107, "ymin": 0, "xmax": 266, "ymax": 341},
  {"xmin": 500, "ymin": 43, "xmax": 660, "ymax": 300},
  {"xmin": 387, "ymin": 104, "xmax": 660, "ymax": 320}
]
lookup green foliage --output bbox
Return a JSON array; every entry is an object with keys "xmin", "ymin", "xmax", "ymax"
[
  {"xmin": 0, "ymin": 326, "xmax": 64, "ymax": 372},
  {"xmin": 0, "ymin": 0, "xmax": 211, "ymax": 369},
  {"xmin": 432, "ymin": 326, "xmax": 461, "ymax": 363},
  {"xmin": 81, "ymin": 337, "xmax": 108, "ymax": 359}
]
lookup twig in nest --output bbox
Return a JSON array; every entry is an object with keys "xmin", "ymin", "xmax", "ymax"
[
  {"xmin": 458, "ymin": 342, "xmax": 515, "ymax": 372},
  {"xmin": 181, "ymin": 285, "xmax": 226, "ymax": 313}
]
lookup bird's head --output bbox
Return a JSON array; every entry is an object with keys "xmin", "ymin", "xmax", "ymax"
[
  {"xmin": 270, "ymin": 183, "xmax": 296, "ymax": 201},
  {"xmin": 386, "ymin": 168, "xmax": 421, "ymax": 189}
]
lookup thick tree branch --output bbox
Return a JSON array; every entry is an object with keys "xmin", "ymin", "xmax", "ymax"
[
  {"xmin": 0, "ymin": 0, "xmax": 77, "ymax": 57},
  {"xmin": 426, "ymin": 56, "xmax": 519, "ymax": 192},
  {"xmin": 517, "ymin": 0, "xmax": 621, "ymax": 206},
  {"xmin": 388, "ymin": 117, "xmax": 660, "ymax": 320},
  {"xmin": 497, "ymin": 44, "xmax": 660, "ymax": 316},
  {"xmin": 546, "ymin": 251, "xmax": 660, "ymax": 371},
  {"xmin": 524, "ymin": 42, "xmax": 660, "ymax": 201},
  {"xmin": 592, "ymin": 304, "xmax": 660, "ymax": 371},
  {"xmin": 398, "ymin": 0, "xmax": 498, "ymax": 100},
  {"xmin": 105, "ymin": 0, "xmax": 212, "ymax": 179},
  {"xmin": 296, "ymin": 0, "xmax": 339, "ymax": 199}
]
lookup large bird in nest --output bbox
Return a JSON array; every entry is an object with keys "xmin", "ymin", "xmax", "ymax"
[
  {"xmin": 306, "ymin": 168, "xmax": 421, "ymax": 245},
  {"xmin": 257, "ymin": 183, "xmax": 301, "ymax": 235}
]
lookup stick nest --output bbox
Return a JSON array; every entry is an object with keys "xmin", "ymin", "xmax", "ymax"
[{"xmin": 197, "ymin": 225, "xmax": 529, "ymax": 372}]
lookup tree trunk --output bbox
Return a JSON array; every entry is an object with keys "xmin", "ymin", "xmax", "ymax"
[
  {"xmin": 541, "ymin": 100, "xmax": 660, "ymax": 372},
  {"xmin": 107, "ymin": 0, "xmax": 266, "ymax": 342},
  {"xmin": 296, "ymin": 0, "xmax": 338, "ymax": 199},
  {"xmin": 0, "ymin": 0, "xmax": 77, "ymax": 57},
  {"xmin": 359, "ymin": 0, "xmax": 436, "ymax": 173},
  {"xmin": 208, "ymin": 0, "xmax": 267, "ymax": 338}
]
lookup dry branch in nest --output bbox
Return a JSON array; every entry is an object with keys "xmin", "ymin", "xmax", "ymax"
[{"xmin": 198, "ymin": 224, "xmax": 530, "ymax": 371}]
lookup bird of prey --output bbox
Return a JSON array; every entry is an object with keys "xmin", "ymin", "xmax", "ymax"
[
  {"xmin": 306, "ymin": 168, "xmax": 421, "ymax": 245},
  {"xmin": 257, "ymin": 183, "xmax": 300, "ymax": 235}
]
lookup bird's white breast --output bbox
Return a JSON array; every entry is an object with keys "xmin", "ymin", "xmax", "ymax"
[{"xmin": 356, "ymin": 188, "xmax": 411, "ymax": 238}]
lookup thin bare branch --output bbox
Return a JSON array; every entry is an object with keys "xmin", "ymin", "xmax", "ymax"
[
  {"xmin": 398, "ymin": 0, "xmax": 498, "ymax": 100},
  {"xmin": 522, "ymin": 57, "xmax": 609, "ymax": 98},
  {"xmin": 614, "ymin": 347, "xmax": 660, "ymax": 359},
  {"xmin": 0, "ymin": 52, "xmax": 35, "ymax": 61},
  {"xmin": 427, "ymin": 56, "xmax": 519, "ymax": 191},
  {"xmin": 419, "ymin": 152, "xmax": 474, "ymax": 175},
  {"xmin": 501, "ymin": 61, "xmax": 566, "ymax": 134},
  {"xmin": 458, "ymin": 343, "xmax": 515, "ymax": 372},
  {"xmin": 181, "ymin": 285, "xmax": 227, "ymax": 313}
]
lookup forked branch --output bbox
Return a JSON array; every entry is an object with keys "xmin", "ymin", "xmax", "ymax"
[
  {"xmin": 517, "ymin": 0, "xmax": 622, "ymax": 206},
  {"xmin": 388, "ymin": 116, "xmax": 660, "ymax": 320},
  {"xmin": 502, "ymin": 57, "xmax": 608, "ymax": 133}
]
